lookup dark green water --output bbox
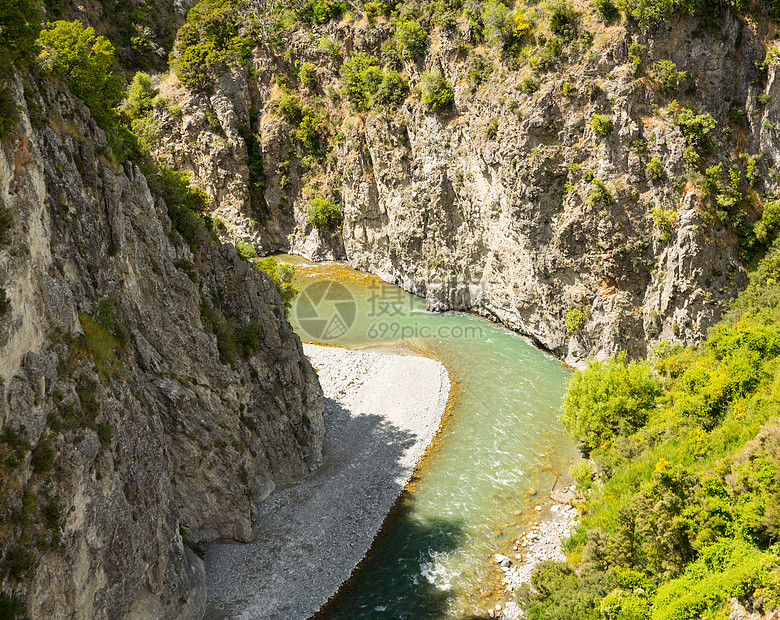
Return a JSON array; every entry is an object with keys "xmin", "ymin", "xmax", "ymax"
[{"xmin": 281, "ymin": 256, "xmax": 577, "ymax": 619}]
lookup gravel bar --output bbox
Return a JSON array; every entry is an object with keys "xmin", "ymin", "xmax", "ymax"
[{"xmin": 202, "ymin": 344, "xmax": 450, "ymax": 620}]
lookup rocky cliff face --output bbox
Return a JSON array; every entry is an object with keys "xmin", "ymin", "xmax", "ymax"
[
  {"xmin": 0, "ymin": 76, "xmax": 323, "ymax": 618},
  {"xmin": 150, "ymin": 8, "xmax": 780, "ymax": 365}
]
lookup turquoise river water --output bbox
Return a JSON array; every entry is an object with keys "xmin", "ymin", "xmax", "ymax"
[{"xmin": 278, "ymin": 255, "xmax": 578, "ymax": 619}]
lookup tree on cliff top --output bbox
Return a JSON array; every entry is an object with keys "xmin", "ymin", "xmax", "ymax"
[{"xmin": 38, "ymin": 20, "xmax": 124, "ymax": 128}]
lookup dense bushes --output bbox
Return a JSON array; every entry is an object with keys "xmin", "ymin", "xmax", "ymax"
[
  {"xmin": 618, "ymin": 0, "xmax": 754, "ymax": 29},
  {"xmin": 677, "ymin": 106, "xmax": 717, "ymax": 151},
  {"xmin": 590, "ymin": 113, "xmax": 613, "ymax": 136},
  {"xmin": 549, "ymin": 0, "xmax": 581, "ymax": 39},
  {"xmin": 528, "ymin": 241, "xmax": 780, "ymax": 618},
  {"xmin": 560, "ymin": 355, "xmax": 661, "ymax": 450},
  {"xmin": 301, "ymin": 0, "xmax": 347, "ymax": 23},
  {"xmin": 654, "ymin": 59, "xmax": 687, "ymax": 93},
  {"xmin": 618, "ymin": 0, "xmax": 673, "ymax": 27},
  {"xmin": 340, "ymin": 52, "xmax": 410, "ymax": 111},
  {"xmin": 200, "ymin": 301, "xmax": 263, "ymax": 362},
  {"xmin": 0, "ymin": 0, "xmax": 41, "ymax": 138},
  {"xmin": 591, "ymin": 0, "xmax": 620, "ymax": 23},
  {"xmin": 340, "ymin": 53, "xmax": 383, "ymax": 111},
  {"xmin": 274, "ymin": 91, "xmax": 327, "ymax": 156},
  {"xmin": 373, "ymin": 69, "xmax": 408, "ymax": 108}
]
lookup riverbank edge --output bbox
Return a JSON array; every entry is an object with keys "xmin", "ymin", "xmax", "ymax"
[
  {"xmin": 309, "ymin": 340, "xmax": 461, "ymax": 618},
  {"xmin": 202, "ymin": 343, "xmax": 452, "ymax": 619},
  {"xmin": 491, "ymin": 489, "xmax": 581, "ymax": 620}
]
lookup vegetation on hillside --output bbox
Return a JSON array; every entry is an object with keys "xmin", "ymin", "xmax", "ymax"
[{"xmin": 522, "ymin": 240, "xmax": 780, "ymax": 618}]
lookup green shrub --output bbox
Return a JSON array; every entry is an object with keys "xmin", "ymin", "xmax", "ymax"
[
  {"xmin": 172, "ymin": 0, "xmax": 249, "ymax": 89},
  {"xmin": 298, "ymin": 61, "xmax": 317, "ymax": 88},
  {"xmin": 729, "ymin": 103, "xmax": 746, "ymax": 126},
  {"xmin": 0, "ymin": 593, "xmax": 26, "ymax": 618},
  {"xmin": 123, "ymin": 71, "xmax": 157, "ymax": 120},
  {"xmin": 0, "ymin": 87, "xmax": 19, "ymax": 139},
  {"xmin": 560, "ymin": 354, "xmax": 662, "ymax": 450},
  {"xmin": 743, "ymin": 153, "xmax": 761, "ymax": 186},
  {"xmin": 235, "ymin": 241, "xmax": 258, "ymax": 259},
  {"xmin": 677, "ymin": 107, "xmax": 717, "ymax": 150},
  {"xmin": 4, "ymin": 545, "xmax": 35, "ymax": 581},
  {"xmin": 589, "ymin": 179, "xmax": 613, "ymax": 206},
  {"xmin": 340, "ymin": 52, "xmax": 383, "ymax": 111},
  {"xmin": 95, "ymin": 296, "xmax": 129, "ymax": 344},
  {"xmin": 147, "ymin": 168, "xmax": 216, "ymax": 252},
  {"xmin": 549, "ymin": 0, "xmax": 581, "ymax": 38},
  {"xmin": 520, "ymin": 76, "xmax": 539, "ymax": 94},
  {"xmin": 482, "ymin": 0, "xmax": 515, "ymax": 46},
  {"xmin": 531, "ymin": 37, "xmax": 564, "ymax": 73},
  {"xmin": 395, "ymin": 19, "xmax": 428, "ymax": 59},
  {"xmin": 704, "ymin": 163, "xmax": 743, "ymax": 210},
  {"xmin": 300, "ymin": 0, "xmax": 347, "ymax": 24},
  {"xmin": 0, "ymin": 199, "xmax": 12, "ymax": 245},
  {"xmin": 275, "ymin": 91, "xmax": 304, "ymax": 125},
  {"xmin": 372, "ymin": 70, "xmax": 408, "ymax": 109},
  {"xmin": 627, "ymin": 41, "xmax": 644, "ymax": 76},
  {"xmin": 468, "ymin": 53, "xmax": 493, "ymax": 86},
  {"xmin": 654, "ymin": 59, "xmax": 686, "ymax": 93},
  {"xmin": 529, "ymin": 239, "xmax": 780, "ymax": 617},
  {"xmin": 234, "ymin": 321, "xmax": 262, "ymax": 357},
  {"xmin": 291, "ymin": 108, "xmax": 326, "ymax": 156},
  {"xmin": 653, "ymin": 539, "xmax": 780, "ymax": 620},
  {"xmin": 38, "ymin": 20, "xmax": 124, "ymax": 128},
  {"xmin": 484, "ymin": 117, "xmax": 499, "ymax": 139},
  {"xmin": 566, "ymin": 307, "xmax": 588, "ymax": 335},
  {"xmin": 31, "ymin": 438, "xmax": 53, "ymax": 474},
  {"xmin": 591, "ymin": 0, "xmax": 620, "ymax": 23},
  {"xmin": 646, "ymin": 157, "xmax": 663, "ymax": 181},
  {"xmin": 318, "ymin": 35, "xmax": 339, "ymax": 56},
  {"xmin": 617, "ymin": 0, "xmax": 673, "ymax": 28},
  {"xmin": 754, "ymin": 201, "xmax": 780, "ymax": 244},
  {"xmin": 571, "ymin": 459, "xmax": 595, "ymax": 486},
  {"xmin": 651, "ymin": 206, "xmax": 677, "ymax": 242},
  {"xmin": 599, "ymin": 588, "xmax": 651, "ymax": 620},
  {"xmin": 590, "ymin": 113, "xmax": 613, "ymax": 136},
  {"xmin": 307, "ymin": 197, "xmax": 342, "ymax": 230},
  {"xmin": 420, "ymin": 70, "xmax": 454, "ymax": 112},
  {"xmin": 237, "ymin": 120, "xmax": 265, "ymax": 195},
  {"xmin": 255, "ymin": 257, "xmax": 297, "ymax": 313},
  {"xmin": 517, "ymin": 561, "xmax": 615, "ymax": 619},
  {"xmin": 200, "ymin": 302, "xmax": 263, "ymax": 362}
]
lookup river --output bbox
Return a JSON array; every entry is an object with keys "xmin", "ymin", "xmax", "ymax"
[{"xmin": 278, "ymin": 255, "xmax": 578, "ymax": 619}]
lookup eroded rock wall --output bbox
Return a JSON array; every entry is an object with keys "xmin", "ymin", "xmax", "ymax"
[
  {"xmin": 152, "ymin": 10, "xmax": 780, "ymax": 364},
  {"xmin": 0, "ymin": 76, "xmax": 323, "ymax": 619}
]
